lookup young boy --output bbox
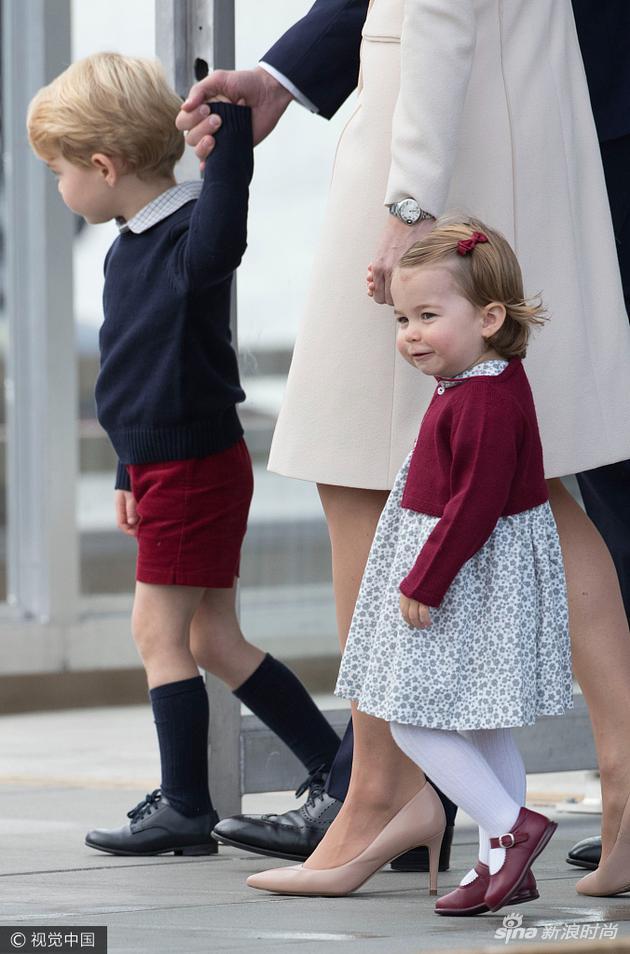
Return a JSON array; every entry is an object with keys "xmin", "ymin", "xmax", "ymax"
[{"xmin": 27, "ymin": 52, "xmax": 340, "ymax": 856}]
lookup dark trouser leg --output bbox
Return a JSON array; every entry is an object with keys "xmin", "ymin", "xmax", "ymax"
[
  {"xmin": 577, "ymin": 462, "xmax": 630, "ymax": 622},
  {"xmin": 576, "ymin": 134, "xmax": 630, "ymax": 623},
  {"xmin": 326, "ymin": 716, "xmax": 458, "ymax": 825}
]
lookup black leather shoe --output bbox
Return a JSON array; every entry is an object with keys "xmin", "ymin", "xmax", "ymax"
[
  {"xmin": 212, "ymin": 767, "xmax": 342, "ymax": 861},
  {"xmin": 566, "ymin": 835, "xmax": 601, "ymax": 870},
  {"xmin": 85, "ymin": 789, "xmax": 219, "ymax": 856},
  {"xmin": 390, "ymin": 824, "xmax": 454, "ymax": 872}
]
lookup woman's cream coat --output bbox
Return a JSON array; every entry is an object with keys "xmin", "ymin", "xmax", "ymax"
[{"xmin": 269, "ymin": 0, "xmax": 630, "ymax": 486}]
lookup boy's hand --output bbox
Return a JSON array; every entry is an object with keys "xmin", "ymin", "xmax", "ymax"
[
  {"xmin": 400, "ymin": 594, "xmax": 431, "ymax": 629},
  {"xmin": 115, "ymin": 490, "xmax": 138, "ymax": 537}
]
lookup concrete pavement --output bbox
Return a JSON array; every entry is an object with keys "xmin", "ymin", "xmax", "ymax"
[{"xmin": 1, "ymin": 705, "xmax": 629, "ymax": 954}]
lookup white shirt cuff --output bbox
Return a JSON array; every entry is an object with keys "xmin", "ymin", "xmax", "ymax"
[{"xmin": 258, "ymin": 61, "xmax": 319, "ymax": 114}]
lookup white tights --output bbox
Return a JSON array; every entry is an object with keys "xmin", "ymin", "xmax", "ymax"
[{"xmin": 390, "ymin": 722, "xmax": 526, "ymax": 879}]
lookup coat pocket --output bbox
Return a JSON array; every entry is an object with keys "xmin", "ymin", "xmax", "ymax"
[{"xmin": 361, "ymin": 0, "xmax": 404, "ymax": 41}]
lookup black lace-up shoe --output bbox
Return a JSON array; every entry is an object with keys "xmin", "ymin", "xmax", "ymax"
[
  {"xmin": 85, "ymin": 789, "xmax": 219, "ymax": 856},
  {"xmin": 212, "ymin": 765, "xmax": 341, "ymax": 861}
]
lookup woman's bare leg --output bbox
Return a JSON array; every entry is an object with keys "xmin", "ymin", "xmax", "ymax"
[
  {"xmin": 548, "ymin": 478, "xmax": 630, "ymax": 862},
  {"xmin": 304, "ymin": 484, "xmax": 426, "ymax": 869}
]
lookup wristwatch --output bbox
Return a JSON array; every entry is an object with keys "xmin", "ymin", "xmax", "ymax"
[{"xmin": 388, "ymin": 198, "xmax": 435, "ymax": 225}]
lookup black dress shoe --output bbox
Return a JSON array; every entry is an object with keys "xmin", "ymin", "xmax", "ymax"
[
  {"xmin": 390, "ymin": 824, "xmax": 453, "ymax": 872},
  {"xmin": 85, "ymin": 789, "xmax": 219, "ymax": 856},
  {"xmin": 566, "ymin": 835, "xmax": 601, "ymax": 870},
  {"xmin": 212, "ymin": 768, "xmax": 341, "ymax": 861}
]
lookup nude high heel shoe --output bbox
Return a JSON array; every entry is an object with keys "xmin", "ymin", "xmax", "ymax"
[
  {"xmin": 576, "ymin": 794, "xmax": 630, "ymax": 896},
  {"xmin": 246, "ymin": 781, "xmax": 446, "ymax": 897}
]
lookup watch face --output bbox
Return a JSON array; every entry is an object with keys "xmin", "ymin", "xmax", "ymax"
[{"xmin": 398, "ymin": 198, "xmax": 421, "ymax": 224}]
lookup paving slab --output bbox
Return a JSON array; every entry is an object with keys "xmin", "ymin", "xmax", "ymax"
[
  {"xmin": 1, "ymin": 707, "xmax": 627, "ymax": 953},
  {"xmin": 1, "ymin": 783, "xmax": 629, "ymax": 954}
]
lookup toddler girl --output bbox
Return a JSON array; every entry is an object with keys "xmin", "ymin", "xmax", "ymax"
[{"xmin": 248, "ymin": 219, "xmax": 572, "ymax": 912}]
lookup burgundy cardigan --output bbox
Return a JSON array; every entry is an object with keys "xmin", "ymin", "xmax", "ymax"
[{"xmin": 399, "ymin": 359, "xmax": 549, "ymax": 607}]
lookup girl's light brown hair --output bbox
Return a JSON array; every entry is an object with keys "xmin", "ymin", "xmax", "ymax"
[
  {"xmin": 397, "ymin": 217, "xmax": 546, "ymax": 359},
  {"xmin": 27, "ymin": 52, "xmax": 184, "ymax": 179}
]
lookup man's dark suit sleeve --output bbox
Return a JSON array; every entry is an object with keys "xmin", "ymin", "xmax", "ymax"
[{"xmin": 262, "ymin": 0, "xmax": 368, "ymax": 119}]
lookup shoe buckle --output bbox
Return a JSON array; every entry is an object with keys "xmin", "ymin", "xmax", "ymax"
[{"xmin": 498, "ymin": 832, "xmax": 516, "ymax": 849}]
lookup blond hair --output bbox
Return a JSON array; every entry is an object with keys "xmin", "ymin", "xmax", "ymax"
[
  {"xmin": 397, "ymin": 217, "xmax": 546, "ymax": 359},
  {"xmin": 27, "ymin": 52, "xmax": 184, "ymax": 179}
]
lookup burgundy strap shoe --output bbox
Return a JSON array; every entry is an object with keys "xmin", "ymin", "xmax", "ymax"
[
  {"xmin": 485, "ymin": 806, "xmax": 556, "ymax": 912},
  {"xmin": 435, "ymin": 861, "xmax": 538, "ymax": 916}
]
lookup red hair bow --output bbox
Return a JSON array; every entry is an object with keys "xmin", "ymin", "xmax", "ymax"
[{"xmin": 457, "ymin": 231, "xmax": 489, "ymax": 256}]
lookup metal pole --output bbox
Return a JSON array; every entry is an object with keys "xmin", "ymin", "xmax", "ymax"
[
  {"xmin": 156, "ymin": 0, "xmax": 242, "ymax": 818},
  {"xmin": 2, "ymin": 0, "xmax": 79, "ymax": 625},
  {"xmin": 156, "ymin": 0, "xmax": 235, "ymax": 99}
]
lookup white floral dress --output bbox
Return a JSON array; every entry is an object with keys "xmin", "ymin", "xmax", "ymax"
[{"xmin": 335, "ymin": 360, "xmax": 573, "ymax": 730}]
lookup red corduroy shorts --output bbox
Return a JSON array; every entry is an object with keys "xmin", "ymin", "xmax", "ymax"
[{"xmin": 126, "ymin": 438, "xmax": 253, "ymax": 588}]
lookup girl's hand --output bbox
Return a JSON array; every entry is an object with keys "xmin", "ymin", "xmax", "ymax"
[
  {"xmin": 400, "ymin": 593, "xmax": 432, "ymax": 629},
  {"xmin": 115, "ymin": 490, "xmax": 139, "ymax": 537},
  {"xmin": 367, "ymin": 263, "xmax": 375, "ymax": 298}
]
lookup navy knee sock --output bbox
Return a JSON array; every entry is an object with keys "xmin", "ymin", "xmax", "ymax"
[
  {"xmin": 149, "ymin": 675, "xmax": 213, "ymax": 818},
  {"xmin": 233, "ymin": 653, "xmax": 340, "ymax": 775}
]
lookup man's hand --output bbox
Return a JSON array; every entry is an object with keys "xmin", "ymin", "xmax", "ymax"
[
  {"xmin": 115, "ymin": 490, "xmax": 139, "ymax": 537},
  {"xmin": 368, "ymin": 217, "xmax": 436, "ymax": 305},
  {"xmin": 400, "ymin": 593, "xmax": 432, "ymax": 629},
  {"xmin": 176, "ymin": 67, "xmax": 293, "ymax": 163}
]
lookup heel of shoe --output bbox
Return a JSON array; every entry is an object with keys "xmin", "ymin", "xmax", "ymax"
[
  {"xmin": 426, "ymin": 830, "xmax": 444, "ymax": 895},
  {"xmin": 176, "ymin": 841, "xmax": 219, "ymax": 856}
]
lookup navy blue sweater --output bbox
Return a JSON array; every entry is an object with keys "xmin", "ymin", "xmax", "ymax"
[{"xmin": 94, "ymin": 103, "xmax": 253, "ymax": 491}]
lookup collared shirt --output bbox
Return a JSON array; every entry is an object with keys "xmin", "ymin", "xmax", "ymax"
[{"xmin": 116, "ymin": 180, "xmax": 203, "ymax": 235}]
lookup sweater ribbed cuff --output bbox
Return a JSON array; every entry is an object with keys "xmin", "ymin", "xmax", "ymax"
[
  {"xmin": 206, "ymin": 101, "xmax": 253, "ymax": 136},
  {"xmin": 115, "ymin": 461, "xmax": 131, "ymax": 492}
]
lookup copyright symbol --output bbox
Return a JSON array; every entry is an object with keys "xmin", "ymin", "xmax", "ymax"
[{"xmin": 10, "ymin": 933, "xmax": 26, "ymax": 949}]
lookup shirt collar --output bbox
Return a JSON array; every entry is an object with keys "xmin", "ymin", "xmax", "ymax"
[{"xmin": 116, "ymin": 180, "xmax": 202, "ymax": 234}]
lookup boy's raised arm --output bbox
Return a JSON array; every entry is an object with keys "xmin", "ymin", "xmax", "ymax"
[{"xmin": 179, "ymin": 102, "xmax": 254, "ymax": 282}]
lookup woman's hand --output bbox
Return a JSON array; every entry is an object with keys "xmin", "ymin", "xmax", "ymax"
[
  {"xmin": 176, "ymin": 67, "xmax": 293, "ymax": 167},
  {"xmin": 115, "ymin": 490, "xmax": 139, "ymax": 537},
  {"xmin": 400, "ymin": 593, "xmax": 432, "ymax": 629},
  {"xmin": 368, "ymin": 216, "xmax": 436, "ymax": 305}
]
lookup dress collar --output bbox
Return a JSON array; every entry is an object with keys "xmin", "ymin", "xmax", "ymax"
[{"xmin": 435, "ymin": 358, "xmax": 509, "ymax": 394}]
